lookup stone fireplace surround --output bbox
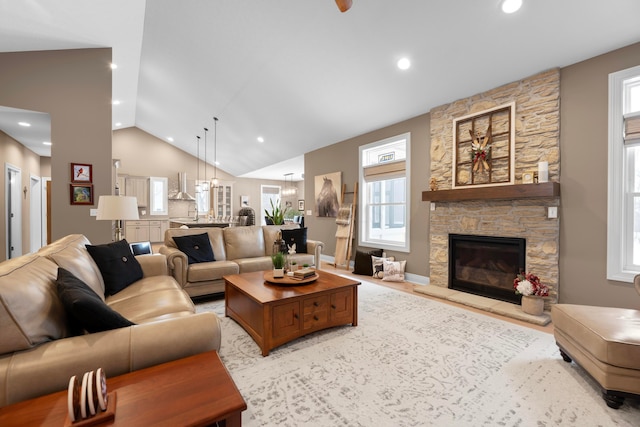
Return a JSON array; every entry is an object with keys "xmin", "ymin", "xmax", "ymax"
[{"xmin": 421, "ymin": 69, "xmax": 561, "ymax": 311}]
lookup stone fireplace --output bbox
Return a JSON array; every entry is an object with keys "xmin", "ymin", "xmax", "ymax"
[{"xmin": 426, "ymin": 69, "xmax": 561, "ymax": 306}]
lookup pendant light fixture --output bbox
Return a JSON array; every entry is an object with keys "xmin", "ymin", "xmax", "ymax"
[
  {"xmin": 211, "ymin": 117, "xmax": 219, "ymax": 188},
  {"xmin": 195, "ymin": 135, "xmax": 201, "ymax": 194},
  {"xmin": 203, "ymin": 127, "xmax": 208, "ymax": 184}
]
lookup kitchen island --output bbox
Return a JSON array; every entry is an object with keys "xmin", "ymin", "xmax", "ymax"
[{"xmin": 169, "ymin": 218, "xmax": 230, "ymax": 228}]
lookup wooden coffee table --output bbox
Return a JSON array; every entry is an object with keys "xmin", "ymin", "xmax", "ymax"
[
  {"xmin": 0, "ymin": 351, "xmax": 246, "ymax": 427},
  {"xmin": 224, "ymin": 269, "xmax": 360, "ymax": 356}
]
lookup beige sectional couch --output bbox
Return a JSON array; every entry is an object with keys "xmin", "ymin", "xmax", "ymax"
[
  {"xmin": 160, "ymin": 224, "xmax": 324, "ymax": 297},
  {"xmin": 0, "ymin": 234, "xmax": 221, "ymax": 407}
]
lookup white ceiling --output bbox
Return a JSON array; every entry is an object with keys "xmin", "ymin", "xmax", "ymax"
[{"xmin": 1, "ymin": 1, "xmax": 640, "ymax": 181}]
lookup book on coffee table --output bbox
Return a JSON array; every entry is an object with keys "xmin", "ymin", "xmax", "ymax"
[{"xmin": 293, "ymin": 268, "xmax": 315, "ymax": 279}]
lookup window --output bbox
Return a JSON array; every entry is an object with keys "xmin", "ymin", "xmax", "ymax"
[
  {"xmin": 149, "ymin": 176, "xmax": 168, "ymax": 216},
  {"xmin": 607, "ymin": 65, "xmax": 640, "ymax": 282},
  {"xmin": 359, "ymin": 133, "xmax": 410, "ymax": 252},
  {"xmin": 195, "ymin": 180, "xmax": 210, "ymax": 214}
]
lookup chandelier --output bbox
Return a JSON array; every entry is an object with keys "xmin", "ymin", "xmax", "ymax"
[{"xmin": 282, "ymin": 173, "xmax": 297, "ymax": 197}]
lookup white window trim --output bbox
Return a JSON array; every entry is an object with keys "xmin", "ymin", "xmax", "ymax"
[
  {"xmin": 358, "ymin": 133, "xmax": 411, "ymax": 253},
  {"xmin": 607, "ymin": 64, "xmax": 640, "ymax": 282}
]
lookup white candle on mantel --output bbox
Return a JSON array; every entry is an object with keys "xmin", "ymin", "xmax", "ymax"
[{"xmin": 538, "ymin": 161, "xmax": 549, "ymax": 183}]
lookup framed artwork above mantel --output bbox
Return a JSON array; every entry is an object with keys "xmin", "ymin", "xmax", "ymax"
[{"xmin": 451, "ymin": 102, "xmax": 515, "ymax": 188}]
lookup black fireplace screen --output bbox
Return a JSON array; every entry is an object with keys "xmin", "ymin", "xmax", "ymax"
[{"xmin": 448, "ymin": 234, "xmax": 525, "ymax": 304}]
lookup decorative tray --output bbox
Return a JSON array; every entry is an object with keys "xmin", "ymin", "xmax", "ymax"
[{"xmin": 263, "ymin": 270, "xmax": 319, "ymax": 286}]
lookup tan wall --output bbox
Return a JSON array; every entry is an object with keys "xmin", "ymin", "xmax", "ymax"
[
  {"xmin": 559, "ymin": 41, "xmax": 640, "ymax": 308},
  {"xmin": 0, "ymin": 48, "xmax": 113, "ymax": 250},
  {"xmin": 305, "ymin": 113, "xmax": 431, "ymax": 278},
  {"xmin": 113, "ymin": 127, "xmax": 304, "ymax": 221}
]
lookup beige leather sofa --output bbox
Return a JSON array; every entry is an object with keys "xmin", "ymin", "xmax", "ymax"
[
  {"xmin": 0, "ymin": 234, "xmax": 221, "ymax": 408},
  {"xmin": 551, "ymin": 276, "xmax": 640, "ymax": 409},
  {"xmin": 160, "ymin": 224, "xmax": 324, "ymax": 297}
]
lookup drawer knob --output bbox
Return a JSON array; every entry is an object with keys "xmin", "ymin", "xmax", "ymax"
[
  {"xmin": 313, "ymin": 301, "xmax": 319, "ymax": 307},
  {"xmin": 313, "ymin": 315, "xmax": 319, "ymax": 321},
  {"xmin": 331, "ymin": 304, "xmax": 336, "ymax": 309},
  {"xmin": 294, "ymin": 313, "xmax": 299, "ymax": 319}
]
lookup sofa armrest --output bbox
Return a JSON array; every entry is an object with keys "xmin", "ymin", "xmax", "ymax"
[
  {"xmin": 136, "ymin": 253, "xmax": 168, "ymax": 277},
  {"xmin": 307, "ymin": 240, "xmax": 324, "ymax": 270},
  {"xmin": 159, "ymin": 246, "xmax": 188, "ymax": 287},
  {"xmin": 0, "ymin": 312, "xmax": 220, "ymax": 407}
]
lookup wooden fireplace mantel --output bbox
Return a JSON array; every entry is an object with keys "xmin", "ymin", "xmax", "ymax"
[{"xmin": 422, "ymin": 182, "xmax": 559, "ymax": 202}]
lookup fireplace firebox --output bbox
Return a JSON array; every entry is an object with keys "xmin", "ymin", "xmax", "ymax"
[{"xmin": 448, "ymin": 234, "xmax": 525, "ymax": 304}]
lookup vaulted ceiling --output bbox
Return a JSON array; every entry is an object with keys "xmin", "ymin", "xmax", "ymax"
[{"xmin": 1, "ymin": 1, "xmax": 640, "ymax": 180}]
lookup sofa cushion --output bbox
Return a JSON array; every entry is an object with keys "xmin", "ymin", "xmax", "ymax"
[
  {"xmin": 281, "ymin": 227, "xmax": 307, "ymax": 254},
  {"xmin": 56, "ymin": 267, "xmax": 135, "ymax": 333},
  {"xmin": 173, "ymin": 233, "xmax": 215, "ymax": 264},
  {"xmin": 106, "ymin": 276, "xmax": 196, "ymax": 324},
  {"xmin": 353, "ymin": 249, "xmax": 383, "ymax": 275},
  {"xmin": 0, "ymin": 254, "xmax": 68, "ymax": 355},
  {"xmin": 224, "ymin": 226, "xmax": 266, "ymax": 260},
  {"xmin": 187, "ymin": 260, "xmax": 239, "ymax": 283},
  {"xmin": 86, "ymin": 240, "xmax": 144, "ymax": 296},
  {"xmin": 38, "ymin": 234, "xmax": 106, "ymax": 300},
  {"xmin": 234, "ymin": 256, "xmax": 273, "ymax": 273}
]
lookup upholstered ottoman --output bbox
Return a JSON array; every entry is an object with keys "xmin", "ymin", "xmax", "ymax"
[{"xmin": 551, "ymin": 303, "xmax": 640, "ymax": 408}]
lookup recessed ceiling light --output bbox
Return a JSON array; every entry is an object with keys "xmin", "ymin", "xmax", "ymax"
[
  {"xmin": 214, "ymin": 161, "xmax": 220, "ymax": 166},
  {"xmin": 397, "ymin": 57, "xmax": 411, "ymax": 70},
  {"xmin": 18, "ymin": 121, "xmax": 31, "ymax": 127},
  {"xmin": 112, "ymin": 100, "xmax": 121, "ymax": 105},
  {"xmin": 115, "ymin": 122, "xmax": 122, "ymax": 127},
  {"xmin": 110, "ymin": 63, "xmax": 118, "ymax": 70},
  {"xmin": 167, "ymin": 137, "xmax": 174, "ymax": 142},
  {"xmin": 501, "ymin": 0, "xmax": 522, "ymax": 14},
  {"xmin": 43, "ymin": 141, "xmax": 52, "ymax": 146},
  {"xmin": 257, "ymin": 136, "xmax": 264, "ymax": 143}
]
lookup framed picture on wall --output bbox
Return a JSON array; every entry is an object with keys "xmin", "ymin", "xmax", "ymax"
[
  {"xmin": 71, "ymin": 163, "xmax": 92, "ymax": 183},
  {"xmin": 298, "ymin": 199, "xmax": 305, "ymax": 211},
  {"xmin": 70, "ymin": 184, "xmax": 93, "ymax": 205}
]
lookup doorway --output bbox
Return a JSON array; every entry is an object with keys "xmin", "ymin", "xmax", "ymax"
[
  {"xmin": 5, "ymin": 163, "xmax": 22, "ymax": 258},
  {"xmin": 261, "ymin": 185, "xmax": 281, "ymax": 225}
]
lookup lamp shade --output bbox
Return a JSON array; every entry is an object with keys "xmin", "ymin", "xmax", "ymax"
[{"xmin": 96, "ymin": 195, "xmax": 140, "ymax": 221}]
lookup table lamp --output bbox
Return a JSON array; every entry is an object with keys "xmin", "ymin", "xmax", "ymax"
[{"xmin": 96, "ymin": 195, "xmax": 140, "ymax": 241}]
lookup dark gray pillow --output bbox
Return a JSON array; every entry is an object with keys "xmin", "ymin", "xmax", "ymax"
[
  {"xmin": 86, "ymin": 239, "xmax": 143, "ymax": 296},
  {"xmin": 173, "ymin": 233, "xmax": 215, "ymax": 264},
  {"xmin": 353, "ymin": 249, "xmax": 383, "ymax": 275},
  {"xmin": 281, "ymin": 227, "xmax": 307, "ymax": 254},
  {"xmin": 56, "ymin": 267, "xmax": 135, "ymax": 333}
]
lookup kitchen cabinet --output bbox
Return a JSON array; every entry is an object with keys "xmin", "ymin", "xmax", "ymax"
[
  {"xmin": 125, "ymin": 177, "xmax": 148, "ymax": 207},
  {"xmin": 125, "ymin": 220, "xmax": 169, "ymax": 243},
  {"xmin": 213, "ymin": 181, "xmax": 233, "ymax": 218}
]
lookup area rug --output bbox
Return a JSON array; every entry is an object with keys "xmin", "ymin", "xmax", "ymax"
[{"xmin": 196, "ymin": 281, "xmax": 640, "ymax": 426}]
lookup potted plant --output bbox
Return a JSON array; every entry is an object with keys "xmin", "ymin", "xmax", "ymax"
[
  {"xmin": 264, "ymin": 199, "xmax": 289, "ymax": 225},
  {"xmin": 514, "ymin": 272, "xmax": 549, "ymax": 315},
  {"xmin": 272, "ymin": 252, "xmax": 286, "ymax": 278}
]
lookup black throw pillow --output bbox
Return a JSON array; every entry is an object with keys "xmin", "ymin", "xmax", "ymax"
[
  {"xmin": 86, "ymin": 239, "xmax": 143, "ymax": 296},
  {"xmin": 173, "ymin": 233, "xmax": 215, "ymax": 264},
  {"xmin": 281, "ymin": 227, "xmax": 307, "ymax": 254},
  {"xmin": 56, "ymin": 267, "xmax": 135, "ymax": 333},
  {"xmin": 353, "ymin": 249, "xmax": 383, "ymax": 275}
]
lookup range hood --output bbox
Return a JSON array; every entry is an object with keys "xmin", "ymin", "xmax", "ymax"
[{"xmin": 170, "ymin": 172, "xmax": 196, "ymax": 201}]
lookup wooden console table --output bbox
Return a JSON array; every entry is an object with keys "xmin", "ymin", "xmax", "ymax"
[
  {"xmin": 0, "ymin": 351, "xmax": 246, "ymax": 427},
  {"xmin": 225, "ymin": 270, "xmax": 360, "ymax": 356}
]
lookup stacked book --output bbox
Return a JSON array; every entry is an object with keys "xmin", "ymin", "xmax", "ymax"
[{"xmin": 293, "ymin": 268, "xmax": 315, "ymax": 279}]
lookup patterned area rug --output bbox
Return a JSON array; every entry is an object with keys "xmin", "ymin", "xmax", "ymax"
[{"xmin": 196, "ymin": 281, "xmax": 640, "ymax": 426}]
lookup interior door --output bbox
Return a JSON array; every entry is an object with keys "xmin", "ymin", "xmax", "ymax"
[{"xmin": 6, "ymin": 164, "xmax": 22, "ymax": 258}]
